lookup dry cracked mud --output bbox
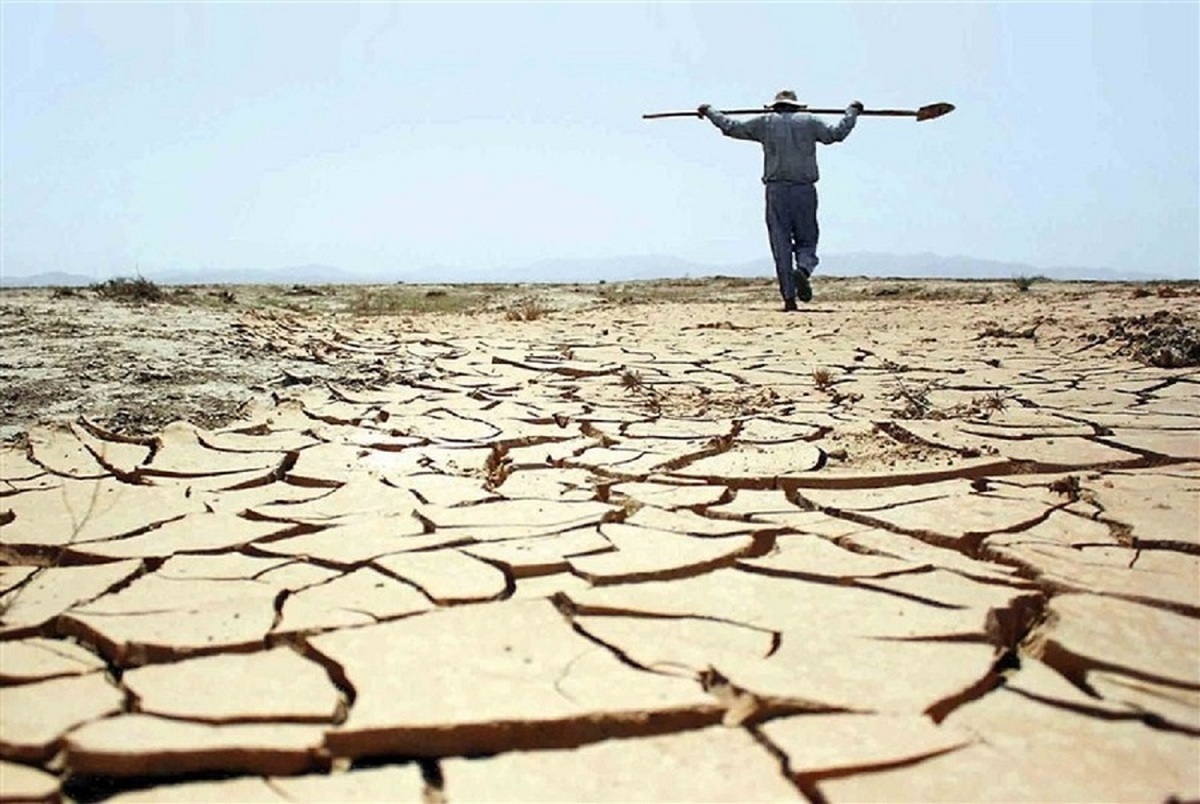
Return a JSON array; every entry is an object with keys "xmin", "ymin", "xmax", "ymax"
[{"xmin": 1, "ymin": 277, "xmax": 1198, "ymax": 802}]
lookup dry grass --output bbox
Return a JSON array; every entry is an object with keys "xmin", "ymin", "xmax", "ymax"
[
  {"xmin": 888, "ymin": 380, "xmax": 937, "ymax": 419},
  {"xmin": 90, "ymin": 277, "xmax": 164, "ymax": 303},
  {"xmin": 505, "ymin": 298, "xmax": 552, "ymax": 321},
  {"xmin": 348, "ymin": 287, "xmax": 481, "ymax": 316},
  {"xmin": 38, "ymin": 275, "xmax": 1132, "ymax": 316},
  {"xmin": 889, "ymin": 381, "xmax": 1008, "ymax": 421},
  {"xmin": 166, "ymin": 287, "xmax": 237, "ymax": 307}
]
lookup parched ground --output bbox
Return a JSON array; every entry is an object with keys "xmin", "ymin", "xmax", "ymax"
[{"xmin": 1, "ymin": 276, "xmax": 1198, "ymax": 802}]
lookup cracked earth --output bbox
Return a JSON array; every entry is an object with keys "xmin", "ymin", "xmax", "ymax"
[{"xmin": 1, "ymin": 278, "xmax": 1198, "ymax": 802}]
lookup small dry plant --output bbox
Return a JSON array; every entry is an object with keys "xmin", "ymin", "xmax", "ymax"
[
  {"xmin": 619, "ymin": 368, "xmax": 662, "ymax": 413},
  {"xmin": 1048, "ymin": 474, "xmax": 1082, "ymax": 501},
  {"xmin": 483, "ymin": 443, "xmax": 513, "ymax": 490},
  {"xmin": 505, "ymin": 299, "xmax": 551, "ymax": 321},
  {"xmin": 889, "ymin": 380, "xmax": 937, "ymax": 419},
  {"xmin": 811, "ymin": 367, "xmax": 834, "ymax": 390},
  {"xmin": 890, "ymin": 382, "xmax": 1008, "ymax": 421},
  {"xmin": 971, "ymin": 392, "xmax": 1007, "ymax": 416}
]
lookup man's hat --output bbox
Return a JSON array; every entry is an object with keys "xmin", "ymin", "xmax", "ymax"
[{"xmin": 767, "ymin": 89, "xmax": 806, "ymax": 109}]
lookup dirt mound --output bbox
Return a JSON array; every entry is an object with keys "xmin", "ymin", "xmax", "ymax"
[{"xmin": 1106, "ymin": 310, "xmax": 1200, "ymax": 368}]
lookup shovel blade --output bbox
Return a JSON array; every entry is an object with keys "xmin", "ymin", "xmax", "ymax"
[{"xmin": 916, "ymin": 102, "xmax": 956, "ymax": 122}]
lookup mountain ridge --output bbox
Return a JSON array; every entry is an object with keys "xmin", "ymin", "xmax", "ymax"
[{"xmin": 1, "ymin": 253, "xmax": 1182, "ymax": 288}]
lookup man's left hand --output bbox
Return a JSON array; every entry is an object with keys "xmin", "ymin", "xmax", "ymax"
[
  {"xmin": 697, "ymin": 104, "xmax": 712, "ymax": 117},
  {"xmin": 849, "ymin": 100, "xmax": 864, "ymax": 113}
]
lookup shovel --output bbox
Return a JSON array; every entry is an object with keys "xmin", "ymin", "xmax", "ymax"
[{"xmin": 643, "ymin": 102, "xmax": 955, "ymax": 122}]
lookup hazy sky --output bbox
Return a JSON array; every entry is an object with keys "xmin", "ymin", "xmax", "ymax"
[{"xmin": 3, "ymin": 2, "xmax": 1198, "ymax": 280}]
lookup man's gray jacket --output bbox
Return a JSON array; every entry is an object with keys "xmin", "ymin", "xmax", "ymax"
[{"xmin": 703, "ymin": 107, "xmax": 859, "ymax": 184}]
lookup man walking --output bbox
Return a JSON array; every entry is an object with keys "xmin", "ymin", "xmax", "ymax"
[{"xmin": 698, "ymin": 90, "xmax": 863, "ymax": 310}]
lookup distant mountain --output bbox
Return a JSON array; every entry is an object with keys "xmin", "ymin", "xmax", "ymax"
[
  {"xmin": 0, "ymin": 263, "xmax": 366, "ymax": 288},
  {"xmin": 0, "ymin": 271, "xmax": 97, "ymax": 288},
  {"xmin": 0, "ymin": 253, "xmax": 1184, "ymax": 288},
  {"xmin": 396, "ymin": 255, "xmax": 709, "ymax": 284},
  {"xmin": 399, "ymin": 252, "xmax": 1168, "ymax": 284},
  {"xmin": 153, "ymin": 263, "xmax": 362, "ymax": 286},
  {"xmin": 814, "ymin": 252, "xmax": 1137, "ymax": 282}
]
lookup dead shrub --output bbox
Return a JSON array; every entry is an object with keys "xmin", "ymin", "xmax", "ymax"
[
  {"xmin": 1011, "ymin": 275, "xmax": 1043, "ymax": 292},
  {"xmin": 621, "ymin": 369, "xmax": 644, "ymax": 391},
  {"xmin": 505, "ymin": 299, "xmax": 551, "ymax": 321},
  {"xmin": 1048, "ymin": 475, "xmax": 1082, "ymax": 501},
  {"xmin": 888, "ymin": 380, "xmax": 937, "ymax": 419},
  {"xmin": 90, "ymin": 277, "xmax": 164, "ymax": 303},
  {"xmin": 284, "ymin": 285, "xmax": 324, "ymax": 297},
  {"xmin": 1106, "ymin": 311, "xmax": 1200, "ymax": 368}
]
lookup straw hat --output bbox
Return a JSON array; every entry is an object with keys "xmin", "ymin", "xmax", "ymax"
[{"xmin": 767, "ymin": 89, "xmax": 805, "ymax": 109}]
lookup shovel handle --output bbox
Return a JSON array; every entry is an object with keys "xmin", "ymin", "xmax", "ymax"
[
  {"xmin": 642, "ymin": 108, "xmax": 768, "ymax": 119},
  {"xmin": 643, "ymin": 102, "xmax": 954, "ymax": 122}
]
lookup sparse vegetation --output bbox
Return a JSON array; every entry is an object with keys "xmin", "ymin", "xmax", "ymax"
[
  {"xmin": 812, "ymin": 365, "xmax": 867, "ymax": 409},
  {"xmin": 347, "ymin": 287, "xmax": 480, "ymax": 316},
  {"xmin": 505, "ymin": 298, "xmax": 551, "ymax": 321},
  {"xmin": 50, "ymin": 286, "xmax": 81, "ymax": 299},
  {"xmin": 159, "ymin": 286, "xmax": 237, "ymax": 308},
  {"xmin": 618, "ymin": 367, "xmax": 663, "ymax": 414},
  {"xmin": 1011, "ymin": 274, "xmax": 1044, "ymax": 292},
  {"xmin": 977, "ymin": 322, "xmax": 1040, "ymax": 339},
  {"xmin": 889, "ymin": 380, "xmax": 937, "ymax": 419},
  {"xmin": 1105, "ymin": 310, "xmax": 1200, "ymax": 368},
  {"xmin": 888, "ymin": 381, "xmax": 1008, "ymax": 421},
  {"xmin": 956, "ymin": 392, "xmax": 1007, "ymax": 419},
  {"xmin": 90, "ymin": 276, "xmax": 164, "ymax": 303},
  {"xmin": 483, "ymin": 443, "xmax": 513, "ymax": 490},
  {"xmin": 284, "ymin": 285, "xmax": 324, "ymax": 297},
  {"xmin": 1048, "ymin": 474, "xmax": 1082, "ymax": 501}
]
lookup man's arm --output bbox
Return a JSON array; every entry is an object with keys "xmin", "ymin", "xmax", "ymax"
[
  {"xmin": 814, "ymin": 101, "xmax": 863, "ymax": 144},
  {"xmin": 698, "ymin": 104, "xmax": 765, "ymax": 142}
]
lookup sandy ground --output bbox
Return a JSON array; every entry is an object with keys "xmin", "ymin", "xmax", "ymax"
[
  {"xmin": 1, "ymin": 276, "xmax": 1199, "ymax": 802},
  {"xmin": 3, "ymin": 276, "xmax": 1195, "ymax": 443}
]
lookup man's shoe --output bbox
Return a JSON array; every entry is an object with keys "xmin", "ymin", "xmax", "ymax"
[
  {"xmin": 793, "ymin": 269, "xmax": 813, "ymax": 303},
  {"xmin": 783, "ymin": 298, "xmax": 798, "ymax": 312}
]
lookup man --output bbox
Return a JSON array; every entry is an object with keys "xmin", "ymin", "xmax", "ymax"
[{"xmin": 698, "ymin": 90, "xmax": 863, "ymax": 311}]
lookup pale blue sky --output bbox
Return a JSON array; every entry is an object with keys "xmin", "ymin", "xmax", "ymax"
[{"xmin": 3, "ymin": 2, "xmax": 1197, "ymax": 280}]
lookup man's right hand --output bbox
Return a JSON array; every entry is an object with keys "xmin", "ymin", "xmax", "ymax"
[{"xmin": 697, "ymin": 104, "xmax": 712, "ymax": 117}]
